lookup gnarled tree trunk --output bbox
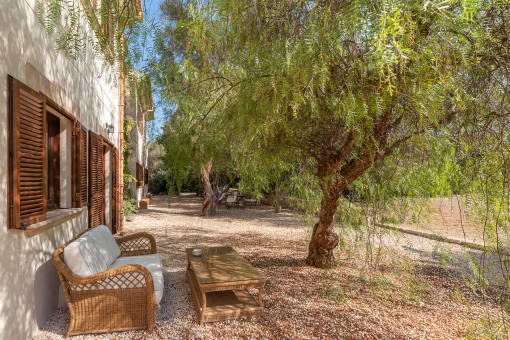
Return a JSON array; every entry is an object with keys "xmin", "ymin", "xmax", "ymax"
[
  {"xmin": 201, "ymin": 159, "xmax": 217, "ymax": 216},
  {"xmin": 307, "ymin": 147, "xmax": 373, "ymax": 268},
  {"xmin": 306, "ymin": 181, "xmax": 344, "ymax": 268}
]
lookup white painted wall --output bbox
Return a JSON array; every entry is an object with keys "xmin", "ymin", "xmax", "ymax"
[
  {"xmin": 0, "ymin": 1, "xmax": 120, "ymax": 339},
  {"xmin": 127, "ymin": 124, "xmax": 146, "ymax": 202},
  {"xmin": 124, "ymin": 82, "xmax": 150, "ymax": 203}
]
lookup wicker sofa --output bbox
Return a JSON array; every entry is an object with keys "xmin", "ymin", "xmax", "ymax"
[{"xmin": 52, "ymin": 225, "xmax": 163, "ymax": 337}]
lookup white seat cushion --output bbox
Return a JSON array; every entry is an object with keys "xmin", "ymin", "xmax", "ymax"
[
  {"xmin": 85, "ymin": 225, "xmax": 121, "ymax": 266},
  {"xmin": 64, "ymin": 234, "xmax": 108, "ymax": 276},
  {"xmin": 109, "ymin": 254, "xmax": 164, "ymax": 304}
]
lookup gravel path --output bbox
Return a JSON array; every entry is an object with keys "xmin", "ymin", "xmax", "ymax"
[{"xmin": 35, "ymin": 194, "xmax": 502, "ymax": 339}]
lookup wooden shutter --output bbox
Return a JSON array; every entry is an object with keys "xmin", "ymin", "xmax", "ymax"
[
  {"xmin": 136, "ymin": 163, "xmax": 142, "ymax": 187},
  {"xmin": 135, "ymin": 163, "xmax": 139, "ymax": 186},
  {"xmin": 8, "ymin": 76, "xmax": 47, "ymax": 229},
  {"xmin": 89, "ymin": 131, "xmax": 104, "ymax": 228},
  {"xmin": 73, "ymin": 122, "xmax": 87, "ymax": 208},
  {"xmin": 112, "ymin": 147, "xmax": 119, "ymax": 233},
  {"xmin": 144, "ymin": 167, "xmax": 148, "ymax": 184}
]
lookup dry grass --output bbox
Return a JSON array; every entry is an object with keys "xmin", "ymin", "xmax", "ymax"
[
  {"xmin": 36, "ymin": 194, "xmax": 503, "ymax": 339},
  {"xmin": 398, "ymin": 196, "xmax": 482, "ymax": 243}
]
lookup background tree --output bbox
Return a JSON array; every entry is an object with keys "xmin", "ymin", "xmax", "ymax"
[
  {"xmin": 147, "ymin": 142, "xmax": 168, "ymax": 195},
  {"xmin": 157, "ymin": 104, "xmax": 239, "ymax": 214}
]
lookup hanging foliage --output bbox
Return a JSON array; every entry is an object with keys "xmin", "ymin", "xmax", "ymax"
[
  {"xmin": 153, "ymin": 0, "xmax": 510, "ymax": 268},
  {"xmin": 35, "ymin": 0, "xmax": 159, "ymax": 99}
]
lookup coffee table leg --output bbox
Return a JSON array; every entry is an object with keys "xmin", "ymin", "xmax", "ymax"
[
  {"xmin": 258, "ymin": 286, "xmax": 264, "ymax": 308},
  {"xmin": 200, "ymin": 290, "xmax": 207, "ymax": 325}
]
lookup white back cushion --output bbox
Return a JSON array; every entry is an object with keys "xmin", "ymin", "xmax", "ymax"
[
  {"xmin": 64, "ymin": 234, "xmax": 108, "ymax": 276},
  {"xmin": 86, "ymin": 225, "xmax": 121, "ymax": 266}
]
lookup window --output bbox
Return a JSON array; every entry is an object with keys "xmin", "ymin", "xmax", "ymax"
[
  {"xmin": 46, "ymin": 113, "xmax": 60, "ymax": 210},
  {"xmin": 136, "ymin": 162, "xmax": 143, "ymax": 187},
  {"xmin": 8, "ymin": 76, "xmax": 87, "ymax": 229},
  {"xmin": 46, "ymin": 104, "xmax": 77, "ymax": 210}
]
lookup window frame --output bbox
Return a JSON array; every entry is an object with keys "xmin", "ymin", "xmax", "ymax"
[{"xmin": 46, "ymin": 112, "xmax": 60, "ymax": 210}]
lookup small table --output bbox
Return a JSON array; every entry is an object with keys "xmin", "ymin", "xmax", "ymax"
[{"xmin": 186, "ymin": 246, "xmax": 267, "ymax": 324}]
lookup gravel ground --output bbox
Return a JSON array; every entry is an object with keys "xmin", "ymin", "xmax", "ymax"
[{"xmin": 35, "ymin": 194, "xmax": 503, "ymax": 339}]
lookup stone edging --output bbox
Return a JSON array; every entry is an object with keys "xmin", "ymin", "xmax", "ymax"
[{"xmin": 375, "ymin": 223, "xmax": 486, "ymax": 251}]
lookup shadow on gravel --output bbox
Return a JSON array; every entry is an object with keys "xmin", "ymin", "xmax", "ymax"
[
  {"xmin": 145, "ymin": 195, "xmax": 305, "ymax": 228},
  {"xmin": 402, "ymin": 244, "xmax": 506, "ymax": 286},
  {"xmin": 249, "ymin": 255, "xmax": 306, "ymax": 268}
]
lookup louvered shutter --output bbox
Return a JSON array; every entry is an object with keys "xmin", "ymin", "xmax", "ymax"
[
  {"xmin": 72, "ymin": 122, "xmax": 77, "ymax": 208},
  {"xmin": 139, "ymin": 163, "xmax": 142, "ymax": 186},
  {"xmin": 73, "ymin": 122, "xmax": 87, "ymax": 208},
  {"xmin": 136, "ymin": 162, "xmax": 143, "ymax": 187},
  {"xmin": 135, "ymin": 163, "xmax": 138, "ymax": 186},
  {"xmin": 79, "ymin": 124, "xmax": 88, "ymax": 207},
  {"xmin": 112, "ymin": 147, "xmax": 119, "ymax": 233},
  {"xmin": 8, "ymin": 76, "xmax": 47, "ymax": 229},
  {"xmin": 89, "ymin": 131, "xmax": 104, "ymax": 228},
  {"xmin": 136, "ymin": 163, "xmax": 140, "ymax": 187}
]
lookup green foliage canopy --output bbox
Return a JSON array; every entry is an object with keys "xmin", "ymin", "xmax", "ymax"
[{"xmin": 154, "ymin": 0, "xmax": 491, "ymax": 200}]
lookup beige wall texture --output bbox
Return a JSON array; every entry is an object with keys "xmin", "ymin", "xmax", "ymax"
[
  {"xmin": 0, "ymin": 1, "xmax": 120, "ymax": 339},
  {"xmin": 127, "ymin": 125, "xmax": 148, "ymax": 202},
  {"xmin": 125, "ymin": 92, "xmax": 149, "ymax": 202}
]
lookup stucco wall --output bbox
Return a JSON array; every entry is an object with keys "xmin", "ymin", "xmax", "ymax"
[
  {"xmin": 124, "ymin": 80, "xmax": 150, "ymax": 203},
  {"xmin": 127, "ymin": 124, "xmax": 148, "ymax": 202},
  {"xmin": 0, "ymin": 1, "xmax": 120, "ymax": 339}
]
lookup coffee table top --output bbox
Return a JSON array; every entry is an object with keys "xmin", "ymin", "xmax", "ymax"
[{"xmin": 186, "ymin": 246, "xmax": 266, "ymax": 285}]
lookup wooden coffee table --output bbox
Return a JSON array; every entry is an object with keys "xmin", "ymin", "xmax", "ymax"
[{"xmin": 185, "ymin": 246, "xmax": 267, "ymax": 324}]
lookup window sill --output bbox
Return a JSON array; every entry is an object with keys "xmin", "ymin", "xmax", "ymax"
[{"xmin": 24, "ymin": 207, "xmax": 87, "ymax": 238}]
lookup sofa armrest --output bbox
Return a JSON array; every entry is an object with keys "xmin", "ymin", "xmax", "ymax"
[
  {"xmin": 115, "ymin": 232, "xmax": 157, "ymax": 257},
  {"xmin": 58, "ymin": 263, "xmax": 156, "ymax": 334}
]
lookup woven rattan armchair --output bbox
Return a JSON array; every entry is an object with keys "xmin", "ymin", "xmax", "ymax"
[{"xmin": 52, "ymin": 231, "xmax": 158, "ymax": 337}]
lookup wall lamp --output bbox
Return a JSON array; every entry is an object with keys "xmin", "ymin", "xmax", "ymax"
[{"xmin": 106, "ymin": 123, "xmax": 115, "ymax": 134}]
